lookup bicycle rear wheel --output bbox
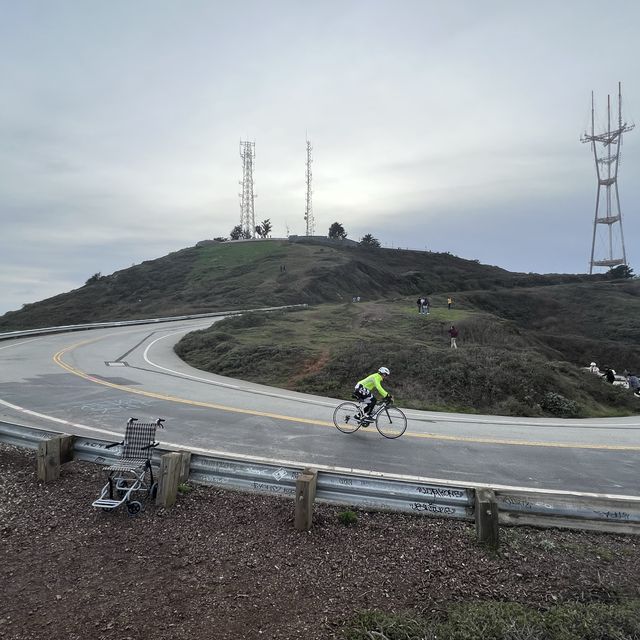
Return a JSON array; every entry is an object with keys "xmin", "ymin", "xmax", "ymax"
[
  {"xmin": 376, "ymin": 406, "xmax": 407, "ymax": 439},
  {"xmin": 333, "ymin": 402, "xmax": 363, "ymax": 434}
]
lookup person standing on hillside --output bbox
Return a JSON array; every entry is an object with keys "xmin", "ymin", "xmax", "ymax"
[
  {"xmin": 448, "ymin": 325, "xmax": 459, "ymax": 349},
  {"xmin": 626, "ymin": 372, "xmax": 639, "ymax": 396},
  {"xmin": 604, "ymin": 367, "xmax": 616, "ymax": 384},
  {"xmin": 447, "ymin": 296, "xmax": 453, "ymax": 310},
  {"xmin": 417, "ymin": 297, "xmax": 426, "ymax": 314},
  {"xmin": 354, "ymin": 367, "xmax": 392, "ymax": 424},
  {"xmin": 424, "ymin": 296, "xmax": 430, "ymax": 315}
]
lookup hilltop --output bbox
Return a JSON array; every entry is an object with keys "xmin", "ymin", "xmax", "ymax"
[{"xmin": 0, "ymin": 238, "xmax": 599, "ymax": 331}]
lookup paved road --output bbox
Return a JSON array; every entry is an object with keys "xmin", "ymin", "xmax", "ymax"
[{"xmin": 1, "ymin": 318, "xmax": 639, "ymax": 496}]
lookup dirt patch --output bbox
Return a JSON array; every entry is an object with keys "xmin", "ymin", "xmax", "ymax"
[
  {"xmin": 290, "ymin": 350, "xmax": 332, "ymax": 383},
  {"xmin": 1, "ymin": 443, "xmax": 639, "ymax": 640}
]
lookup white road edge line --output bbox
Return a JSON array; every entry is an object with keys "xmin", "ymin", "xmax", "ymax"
[{"xmin": 0, "ymin": 337, "xmax": 46, "ymax": 350}]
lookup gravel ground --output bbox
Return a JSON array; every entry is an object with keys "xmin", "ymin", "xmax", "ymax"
[{"xmin": 1, "ymin": 443, "xmax": 639, "ymax": 640}]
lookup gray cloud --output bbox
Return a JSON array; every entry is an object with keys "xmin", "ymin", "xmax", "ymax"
[{"xmin": 1, "ymin": 1, "xmax": 639, "ymax": 314}]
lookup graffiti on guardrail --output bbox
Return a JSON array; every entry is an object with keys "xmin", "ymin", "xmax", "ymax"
[
  {"xmin": 500, "ymin": 496, "xmax": 534, "ymax": 510},
  {"xmin": 253, "ymin": 481, "xmax": 295, "ymax": 496},
  {"xmin": 411, "ymin": 502, "xmax": 458, "ymax": 515},
  {"xmin": 272, "ymin": 468, "xmax": 289, "ymax": 481},
  {"xmin": 593, "ymin": 510, "xmax": 631, "ymax": 521},
  {"xmin": 500, "ymin": 496, "xmax": 558, "ymax": 511},
  {"xmin": 196, "ymin": 458, "xmax": 237, "ymax": 473},
  {"xmin": 416, "ymin": 486, "xmax": 466, "ymax": 499}
]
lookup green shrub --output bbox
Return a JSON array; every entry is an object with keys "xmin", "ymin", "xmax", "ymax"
[
  {"xmin": 338, "ymin": 510, "xmax": 358, "ymax": 526},
  {"xmin": 540, "ymin": 392, "xmax": 580, "ymax": 417}
]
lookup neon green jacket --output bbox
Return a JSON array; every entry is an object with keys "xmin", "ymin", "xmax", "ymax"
[{"xmin": 357, "ymin": 372, "xmax": 389, "ymax": 398}]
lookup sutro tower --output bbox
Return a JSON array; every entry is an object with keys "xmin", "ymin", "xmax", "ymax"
[
  {"xmin": 239, "ymin": 140, "xmax": 256, "ymax": 238},
  {"xmin": 581, "ymin": 83, "xmax": 634, "ymax": 274},
  {"xmin": 304, "ymin": 139, "xmax": 314, "ymax": 236}
]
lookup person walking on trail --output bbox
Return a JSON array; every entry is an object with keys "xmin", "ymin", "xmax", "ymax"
[
  {"xmin": 448, "ymin": 325, "xmax": 459, "ymax": 349},
  {"xmin": 354, "ymin": 367, "xmax": 392, "ymax": 425},
  {"xmin": 447, "ymin": 296, "xmax": 453, "ymax": 310}
]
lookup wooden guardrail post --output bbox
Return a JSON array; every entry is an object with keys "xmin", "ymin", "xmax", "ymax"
[
  {"xmin": 295, "ymin": 468, "xmax": 318, "ymax": 531},
  {"xmin": 475, "ymin": 488, "xmax": 499, "ymax": 548},
  {"xmin": 37, "ymin": 435, "xmax": 75, "ymax": 483},
  {"xmin": 156, "ymin": 452, "xmax": 182, "ymax": 508},
  {"xmin": 177, "ymin": 451, "xmax": 191, "ymax": 484}
]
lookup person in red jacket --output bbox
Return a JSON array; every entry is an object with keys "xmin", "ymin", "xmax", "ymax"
[{"xmin": 448, "ymin": 325, "xmax": 459, "ymax": 349}]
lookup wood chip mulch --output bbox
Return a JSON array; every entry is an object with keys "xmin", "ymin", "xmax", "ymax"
[{"xmin": 1, "ymin": 444, "xmax": 639, "ymax": 640}]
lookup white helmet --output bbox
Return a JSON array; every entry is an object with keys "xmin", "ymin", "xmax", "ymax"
[{"xmin": 378, "ymin": 366, "xmax": 390, "ymax": 375}]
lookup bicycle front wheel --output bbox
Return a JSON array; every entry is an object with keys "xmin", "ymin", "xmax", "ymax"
[
  {"xmin": 333, "ymin": 402, "xmax": 362, "ymax": 434},
  {"xmin": 376, "ymin": 406, "xmax": 407, "ymax": 439}
]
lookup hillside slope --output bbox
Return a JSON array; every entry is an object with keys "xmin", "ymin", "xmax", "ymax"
[
  {"xmin": 175, "ymin": 300, "xmax": 640, "ymax": 418},
  {"xmin": 0, "ymin": 239, "xmax": 597, "ymax": 331}
]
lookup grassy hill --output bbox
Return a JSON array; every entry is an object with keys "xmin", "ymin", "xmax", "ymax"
[
  {"xmin": 2, "ymin": 238, "xmax": 638, "ymax": 417},
  {"xmin": 0, "ymin": 239, "xmax": 596, "ymax": 331},
  {"xmin": 174, "ymin": 299, "xmax": 640, "ymax": 418}
]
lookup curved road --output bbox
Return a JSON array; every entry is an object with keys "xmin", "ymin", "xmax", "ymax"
[{"xmin": 1, "ymin": 318, "xmax": 639, "ymax": 496}]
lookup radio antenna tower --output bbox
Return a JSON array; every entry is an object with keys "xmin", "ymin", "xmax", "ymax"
[
  {"xmin": 581, "ymin": 82, "xmax": 634, "ymax": 273},
  {"xmin": 304, "ymin": 138, "xmax": 314, "ymax": 236},
  {"xmin": 239, "ymin": 140, "xmax": 256, "ymax": 238}
]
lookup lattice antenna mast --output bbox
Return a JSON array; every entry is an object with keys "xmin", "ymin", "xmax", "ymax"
[
  {"xmin": 239, "ymin": 140, "xmax": 256, "ymax": 238},
  {"xmin": 304, "ymin": 139, "xmax": 314, "ymax": 236},
  {"xmin": 581, "ymin": 82, "xmax": 634, "ymax": 273}
]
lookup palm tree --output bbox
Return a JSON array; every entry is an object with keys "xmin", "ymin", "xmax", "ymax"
[{"xmin": 360, "ymin": 234, "xmax": 381, "ymax": 247}]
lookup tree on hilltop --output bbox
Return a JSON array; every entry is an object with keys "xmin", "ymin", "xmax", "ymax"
[
  {"xmin": 360, "ymin": 233, "xmax": 381, "ymax": 247},
  {"xmin": 85, "ymin": 272, "xmax": 102, "ymax": 285},
  {"xmin": 230, "ymin": 225, "xmax": 251, "ymax": 240},
  {"xmin": 608, "ymin": 264, "xmax": 635, "ymax": 279},
  {"xmin": 328, "ymin": 222, "xmax": 347, "ymax": 239},
  {"xmin": 255, "ymin": 219, "xmax": 272, "ymax": 238}
]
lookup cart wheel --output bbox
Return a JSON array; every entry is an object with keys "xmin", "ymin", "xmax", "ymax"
[
  {"xmin": 126, "ymin": 501, "xmax": 142, "ymax": 516},
  {"xmin": 149, "ymin": 482, "xmax": 158, "ymax": 500}
]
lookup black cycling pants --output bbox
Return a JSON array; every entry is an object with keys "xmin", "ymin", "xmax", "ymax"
[{"xmin": 354, "ymin": 385, "xmax": 376, "ymax": 415}]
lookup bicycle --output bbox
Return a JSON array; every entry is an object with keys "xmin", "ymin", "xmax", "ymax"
[{"xmin": 332, "ymin": 396, "xmax": 407, "ymax": 439}]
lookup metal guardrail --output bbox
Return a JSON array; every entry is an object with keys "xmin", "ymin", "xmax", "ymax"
[
  {"xmin": 0, "ymin": 304, "xmax": 307, "ymax": 341},
  {"xmin": 496, "ymin": 490, "xmax": 640, "ymax": 535},
  {"xmin": 188, "ymin": 453, "xmax": 473, "ymax": 519},
  {"xmin": 2, "ymin": 421, "xmax": 639, "ymax": 534}
]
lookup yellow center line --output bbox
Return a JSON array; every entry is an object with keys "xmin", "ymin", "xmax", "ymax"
[{"xmin": 52, "ymin": 338, "xmax": 640, "ymax": 451}]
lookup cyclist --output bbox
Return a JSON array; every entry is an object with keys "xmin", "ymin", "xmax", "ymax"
[{"xmin": 354, "ymin": 367, "xmax": 393, "ymax": 424}]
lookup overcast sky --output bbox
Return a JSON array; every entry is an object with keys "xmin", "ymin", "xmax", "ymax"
[{"xmin": 1, "ymin": 1, "xmax": 639, "ymax": 316}]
